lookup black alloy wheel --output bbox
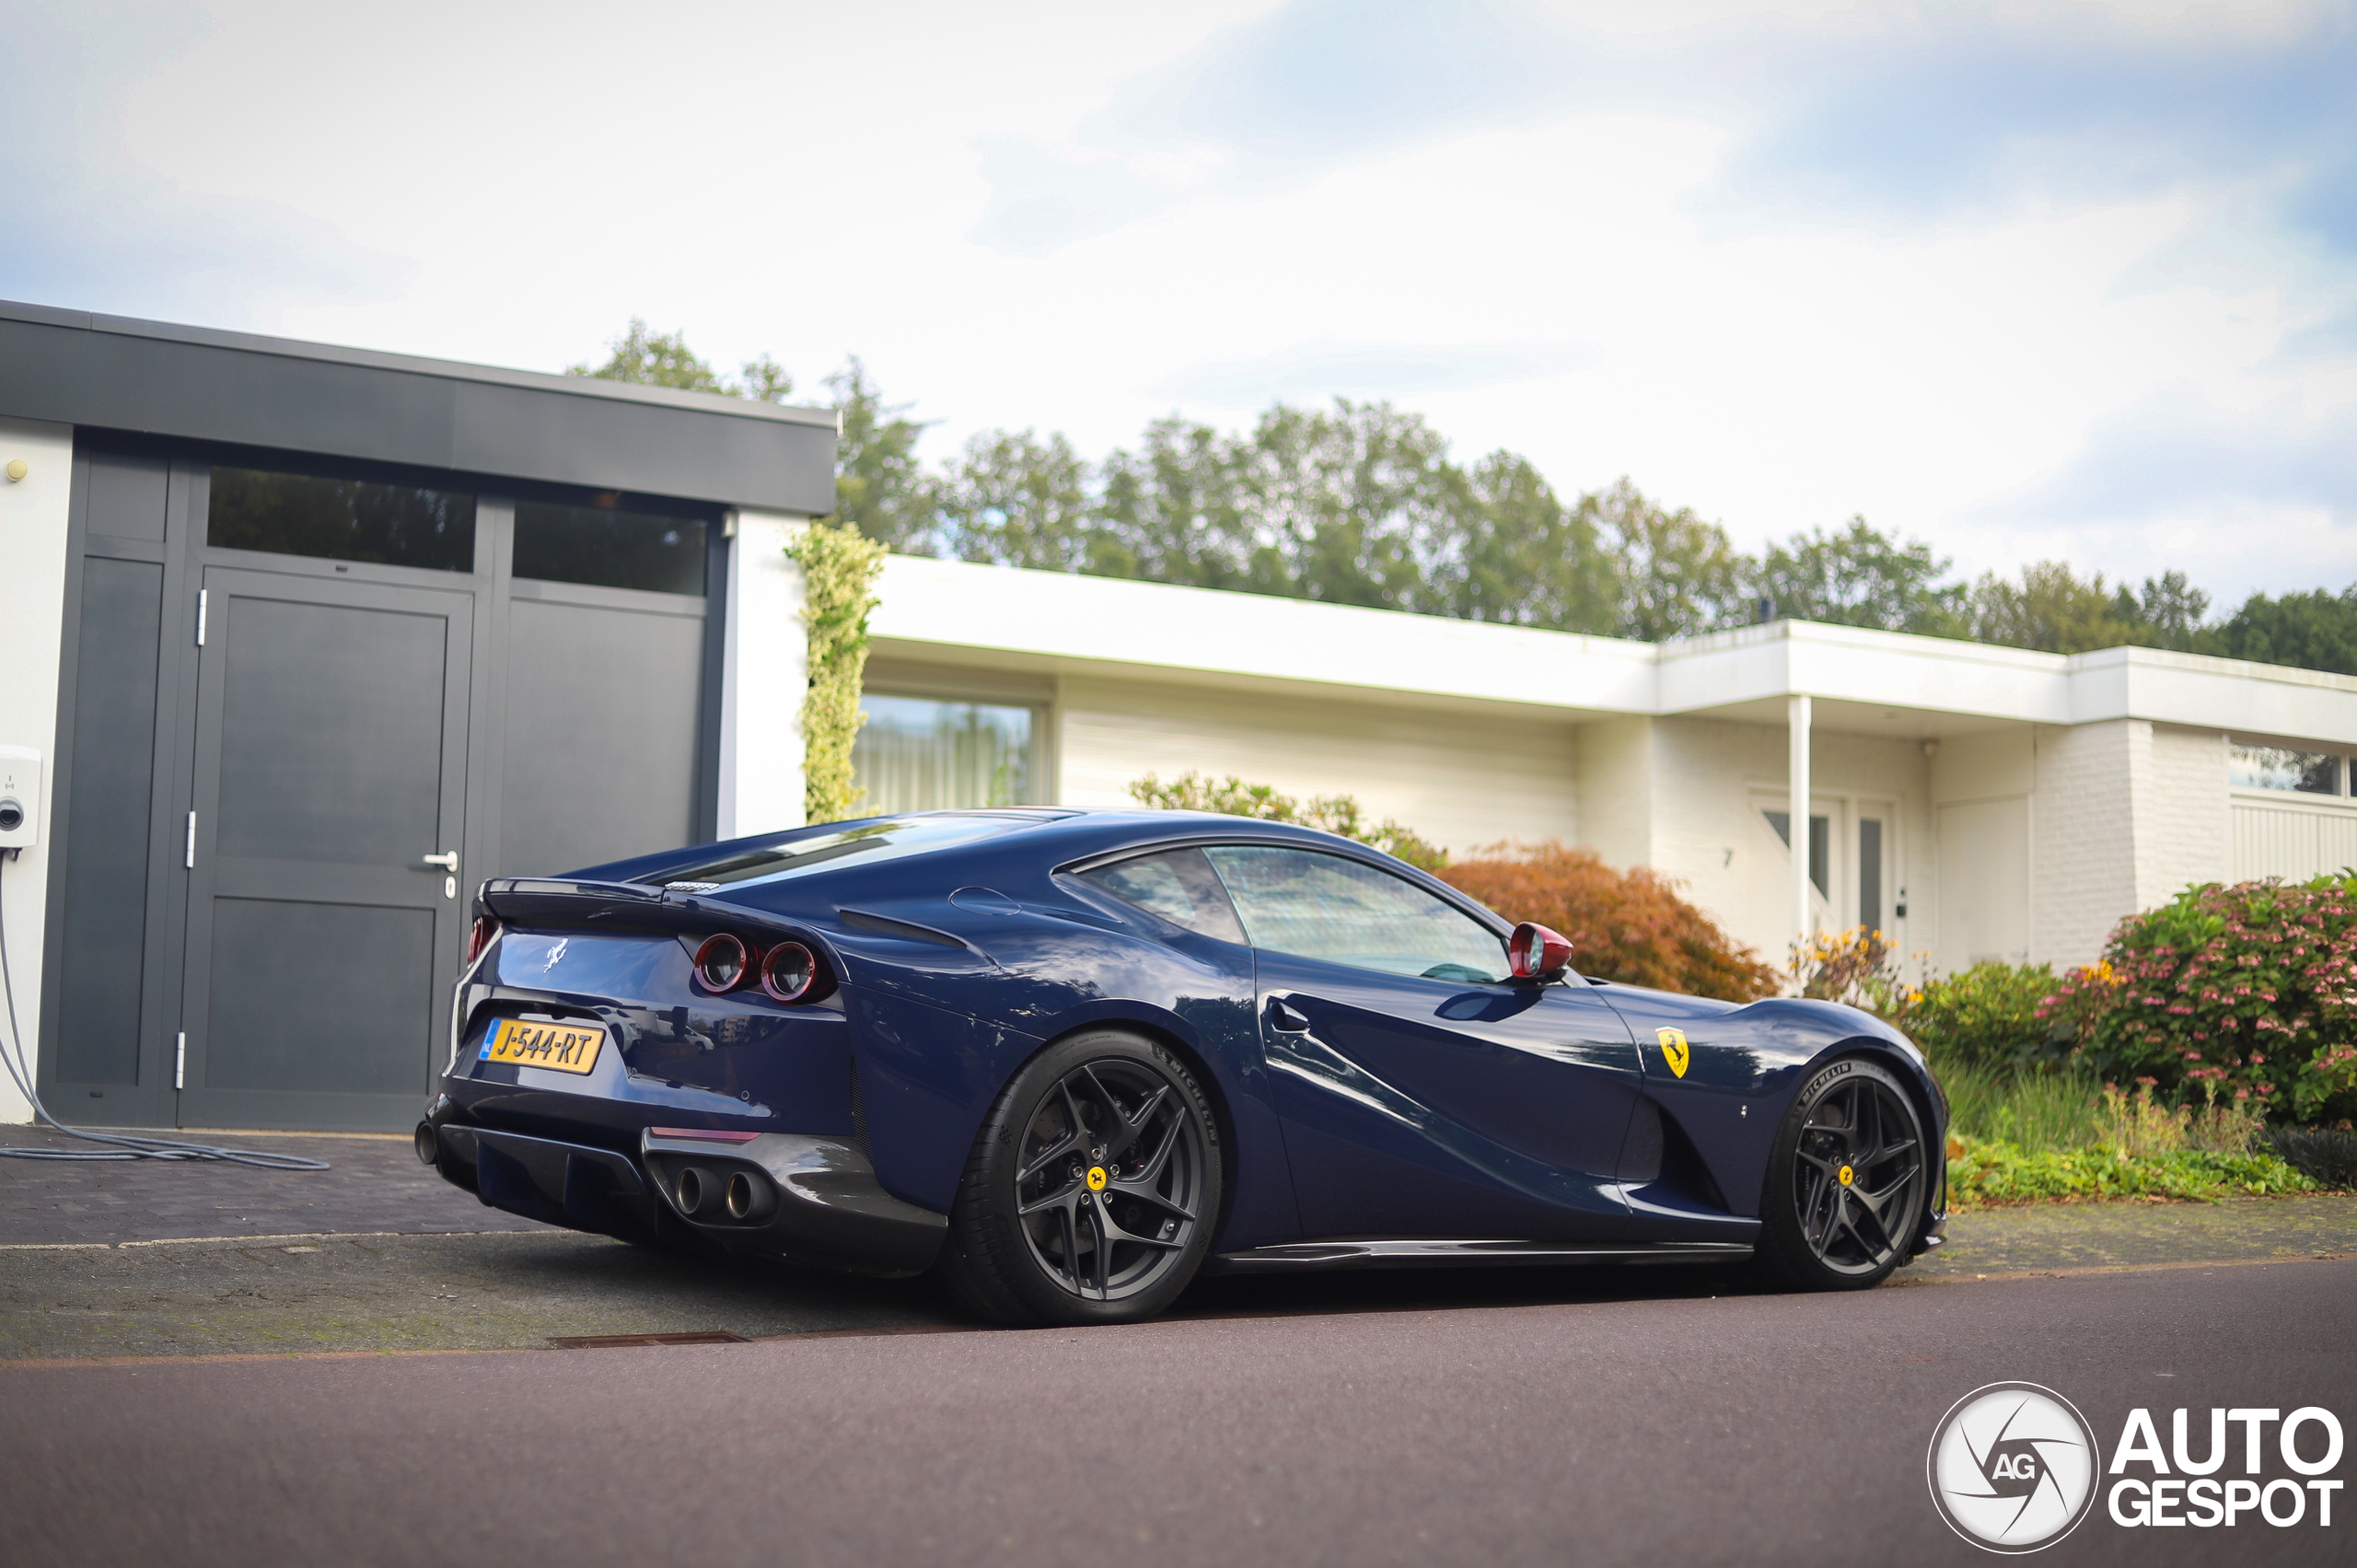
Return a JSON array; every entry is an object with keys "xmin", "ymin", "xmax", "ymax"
[
  {"xmin": 1755, "ymin": 1056, "xmax": 1928, "ymax": 1291},
  {"xmin": 938, "ymin": 1030, "xmax": 1221, "ymax": 1326}
]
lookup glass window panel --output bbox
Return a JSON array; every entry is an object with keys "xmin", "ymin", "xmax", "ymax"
[
  {"xmin": 1763, "ymin": 810, "xmax": 1832, "ymax": 899},
  {"xmin": 1203, "ymin": 846, "xmax": 1506, "ymax": 982},
  {"xmin": 1859, "ymin": 819, "xmax": 1883, "ymax": 935},
  {"xmin": 513, "ymin": 500, "xmax": 708, "ymax": 595},
  {"xmin": 2229, "ymin": 744, "xmax": 2340, "ymax": 795},
  {"xmin": 1078, "ymin": 848, "xmax": 1247, "ymax": 944},
  {"xmin": 208, "ymin": 466, "xmax": 475, "ymax": 572},
  {"xmin": 853, "ymin": 696, "xmax": 1034, "ymax": 814}
]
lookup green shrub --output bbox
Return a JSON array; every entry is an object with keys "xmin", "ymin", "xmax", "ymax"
[
  {"xmin": 1899, "ymin": 960, "xmax": 2075, "ymax": 1074},
  {"xmin": 1946, "ymin": 1138, "xmax": 2316, "ymax": 1207},
  {"xmin": 2079, "ymin": 875, "xmax": 2357, "ymax": 1123}
]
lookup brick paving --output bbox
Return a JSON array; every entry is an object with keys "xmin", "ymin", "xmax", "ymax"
[{"xmin": 0, "ymin": 1124, "xmax": 546, "ymax": 1246}]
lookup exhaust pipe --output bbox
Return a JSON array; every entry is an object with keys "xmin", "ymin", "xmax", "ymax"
[
  {"xmin": 725, "ymin": 1169, "xmax": 778, "ymax": 1223},
  {"xmin": 413, "ymin": 1122, "xmax": 439, "ymax": 1167},
  {"xmin": 676, "ymin": 1166, "xmax": 714, "ymax": 1216}
]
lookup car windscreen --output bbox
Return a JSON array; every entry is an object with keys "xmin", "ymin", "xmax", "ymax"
[{"xmin": 640, "ymin": 815, "xmax": 1033, "ymax": 890}]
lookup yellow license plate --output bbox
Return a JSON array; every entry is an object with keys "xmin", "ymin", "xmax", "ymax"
[{"xmin": 480, "ymin": 1017, "xmax": 607, "ymax": 1075}]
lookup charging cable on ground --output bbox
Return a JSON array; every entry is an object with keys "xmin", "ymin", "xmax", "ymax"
[{"xmin": 0, "ymin": 853, "xmax": 328, "ymax": 1169}]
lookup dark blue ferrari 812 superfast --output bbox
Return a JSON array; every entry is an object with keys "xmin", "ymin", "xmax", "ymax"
[{"xmin": 420, "ymin": 809, "xmax": 1946, "ymax": 1325}]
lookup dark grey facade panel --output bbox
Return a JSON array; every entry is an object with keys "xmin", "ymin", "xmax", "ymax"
[
  {"xmin": 0, "ymin": 304, "xmax": 838, "ymax": 514},
  {"xmin": 54, "ymin": 554, "xmax": 165, "ymax": 1086}
]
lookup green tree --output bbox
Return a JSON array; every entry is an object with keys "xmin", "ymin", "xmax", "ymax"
[
  {"xmin": 1963, "ymin": 561, "xmax": 2152, "ymax": 654},
  {"xmin": 1592, "ymin": 480, "xmax": 1748, "ymax": 639},
  {"xmin": 936, "ymin": 428, "xmax": 1096, "ymax": 570},
  {"xmin": 2218, "ymin": 586, "xmax": 2357, "ymax": 675},
  {"xmin": 568, "ymin": 319, "xmax": 795, "ymax": 402},
  {"xmin": 824, "ymin": 357, "xmax": 936, "ymax": 552},
  {"xmin": 1432, "ymin": 450, "xmax": 1620, "ymax": 633},
  {"xmin": 2125, "ymin": 569, "xmax": 2215, "ymax": 652},
  {"xmin": 1749, "ymin": 517, "xmax": 1963, "ymax": 634}
]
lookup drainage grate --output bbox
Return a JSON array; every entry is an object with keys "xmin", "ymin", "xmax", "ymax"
[{"xmin": 548, "ymin": 1330, "xmax": 749, "ymax": 1349}]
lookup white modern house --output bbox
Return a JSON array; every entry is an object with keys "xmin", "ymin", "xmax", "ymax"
[
  {"xmin": 4, "ymin": 301, "xmax": 2355, "ymax": 1131},
  {"xmin": 830, "ymin": 556, "xmax": 2357, "ymax": 986}
]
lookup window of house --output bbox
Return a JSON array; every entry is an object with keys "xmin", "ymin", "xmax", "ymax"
[
  {"xmin": 1860, "ymin": 818, "xmax": 1884, "ymax": 934},
  {"xmin": 2229, "ymin": 744, "xmax": 2341, "ymax": 796},
  {"xmin": 208, "ymin": 466, "xmax": 476, "ymax": 572},
  {"xmin": 512, "ymin": 498, "xmax": 708, "ymax": 595},
  {"xmin": 852, "ymin": 695, "xmax": 1035, "ymax": 814},
  {"xmin": 1763, "ymin": 810, "xmax": 1831, "ymax": 899},
  {"xmin": 1202, "ymin": 846, "xmax": 1506, "ymax": 983}
]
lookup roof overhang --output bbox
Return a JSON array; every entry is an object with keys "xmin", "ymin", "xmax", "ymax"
[
  {"xmin": 0, "ymin": 299, "xmax": 838, "ymax": 513},
  {"xmin": 868, "ymin": 554, "xmax": 2357, "ymax": 745}
]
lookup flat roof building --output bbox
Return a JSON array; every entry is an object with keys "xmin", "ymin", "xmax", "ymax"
[{"xmin": 5, "ymin": 302, "xmax": 2353, "ymax": 1132}]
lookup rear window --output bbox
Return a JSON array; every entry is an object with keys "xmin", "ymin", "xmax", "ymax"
[
  {"xmin": 643, "ymin": 813, "xmax": 1051, "ymax": 891},
  {"xmin": 1076, "ymin": 847, "xmax": 1248, "ymax": 943}
]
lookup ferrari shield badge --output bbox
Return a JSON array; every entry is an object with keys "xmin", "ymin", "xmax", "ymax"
[{"xmin": 1655, "ymin": 1028, "xmax": 1691, "ymax": 1078}]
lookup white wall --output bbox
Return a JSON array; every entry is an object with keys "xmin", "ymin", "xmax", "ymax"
[
  {"xmin": 716, "ymin": 509, "xmax": 809, "ymax": 840},
  {"xmin": 2029, "ymin": 720, "xmax": 2140, "ymax": 968},
  {"xmin": 1931, "ymin": 730, "xmax": 2035, "ymax": 972},
  {"xmin": 0, "ymin": 420, "xmax": 75, "ymax": 1124},
  {"xmin": 2233, "ymin": 795, "xmax": 2357, "ymax": 881},
  {"xmin": 2142, "ymin": 725, "xmax": 2229, "ymax": 903},
  {"xmin": 1056, "ymin": 675, "xmax": 1580, "ymax": 856},
  {"xmin": 1640, "ymin": 716, "xmax": 1933, "ymax": 972}
]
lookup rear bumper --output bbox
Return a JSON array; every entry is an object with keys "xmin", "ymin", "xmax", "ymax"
[{"xmin": 425, "ymin": 1121, "xmax": 946, "ymax": 1277}]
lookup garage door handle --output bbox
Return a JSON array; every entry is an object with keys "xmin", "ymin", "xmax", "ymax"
[{"xmin": 421, "ymin": 853, "xmax": 459, "ymax": 870}]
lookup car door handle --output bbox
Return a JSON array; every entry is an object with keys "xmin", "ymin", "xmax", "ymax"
[{"xmin": 1266, "ymin": 998, "xmax": 1311, "ymax": 1033}]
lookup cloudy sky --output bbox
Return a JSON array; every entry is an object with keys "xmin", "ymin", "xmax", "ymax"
[{"xmin": 6, "ymin": 1, "xmax": 2354, "ymax": 602}]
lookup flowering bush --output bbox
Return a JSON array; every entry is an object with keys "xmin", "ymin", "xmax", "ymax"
[
  {"xmin": 1439, "ymin": 841, "xmax": 1780, "ymax": 1001},
  {"xmin": 1789, "ymin": 925, "xmax": 1900, "ymax": 1006},
  {"xmin": 2080, "ymin": 875, "xmax": 2357, "ymax": 1124}
]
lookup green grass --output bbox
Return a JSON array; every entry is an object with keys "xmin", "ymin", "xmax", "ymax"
[
  {"xmin": 1935, "ymin": 1060, "xmax": 2108, "ymax": 1153},
  {"xmin": 1946, "ymin": 1140, "xmax": 2316, "ymax": 1207},
  {"xmin": 1930, "ymin": 1055, "xmax": 2320, "ymax": 1207}
]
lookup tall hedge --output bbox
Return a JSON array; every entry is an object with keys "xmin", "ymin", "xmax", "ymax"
[{"xmin": 787, "ymin": 519, "xmax": 888, "ymax": 825}]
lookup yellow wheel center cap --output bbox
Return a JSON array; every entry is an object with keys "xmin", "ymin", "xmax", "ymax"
[
  {"xmin": 1838, "ymin": 1164, "xmax": 1854, "ymax": 1187},
  {"xmin": 1086, "ymin": 1166, "xmax": 1109, "ymax": 1191}
]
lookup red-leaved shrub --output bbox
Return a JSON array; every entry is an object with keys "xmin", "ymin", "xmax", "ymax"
[{"xmin": 1439, "ymin": 840, "xmax": 1780, "ymax": 1002}]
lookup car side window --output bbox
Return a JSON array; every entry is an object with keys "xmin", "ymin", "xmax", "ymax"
[
  {"xmin": 1076, "ymin": 847, "xmax": 1248, "ymax": 944},
  {"xmin": 1202, "ymin": 846, "xmax": 1507, "ymax": 983}
]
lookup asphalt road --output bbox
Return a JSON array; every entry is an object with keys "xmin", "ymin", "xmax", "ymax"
[{"xmin": 2, "ymin": 1260, "xmax": 2348, "ymax": 1568}]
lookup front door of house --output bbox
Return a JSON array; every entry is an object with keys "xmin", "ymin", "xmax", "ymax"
[{"xmin": 175, "ymin": 567, "xmax": 474, "ymax": 1130}]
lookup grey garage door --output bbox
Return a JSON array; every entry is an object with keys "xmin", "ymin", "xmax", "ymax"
[
  {"xmin": 40, "ymin": 447, "xmax": 725, "ymax": 1132},
  {"xmin": 176, "ymin": 568, "xmax": 475, "ymax": 1131}
]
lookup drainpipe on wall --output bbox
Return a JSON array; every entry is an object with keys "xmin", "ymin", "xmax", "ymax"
[{"xmin": 1790, "ymin": 692, "xmax": 1813, "ymax": 964}]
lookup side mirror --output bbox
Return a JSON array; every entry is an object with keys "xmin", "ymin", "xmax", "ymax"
[{"xmin": 1507, "ymin": 922, "xmax": 1573, "ymax": 982}]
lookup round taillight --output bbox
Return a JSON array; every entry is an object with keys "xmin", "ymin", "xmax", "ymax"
[
  {"xmin": 760, "ymin": 941, "xmax": 819, "ymax": 1004},
  {"xmin": 464, "ymin": 915, "xmax": 499, "ymax": 967},
  {"xmin": 692, "ymin": 934, "xmax": 749, "ymax": 993}
]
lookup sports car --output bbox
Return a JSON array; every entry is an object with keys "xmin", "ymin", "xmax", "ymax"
[{"xmin": 419, "ymin": 808, "xmax": 1947, "ymax": 1325}]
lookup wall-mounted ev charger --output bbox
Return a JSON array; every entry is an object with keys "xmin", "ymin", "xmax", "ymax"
[{"xmin": 0, "ymin": 746, "xmax": 41, "ymax": 852}]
